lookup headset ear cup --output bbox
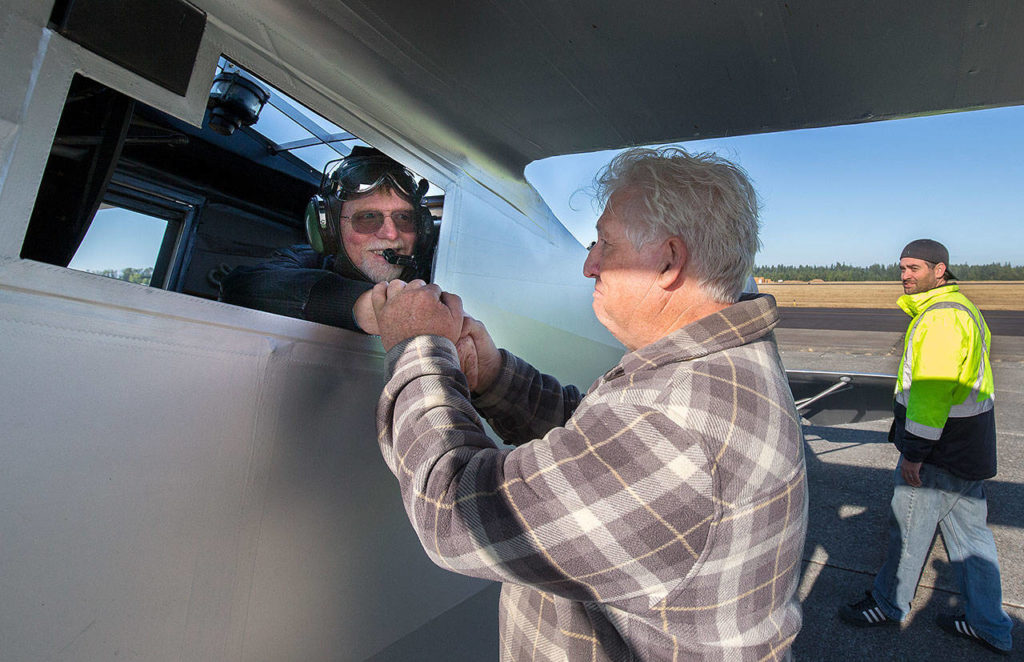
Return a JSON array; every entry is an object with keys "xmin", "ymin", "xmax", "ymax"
[
  {"xmin": 304, "ymin": 197, "xmax": 325, "ymax": 254},
  {"xmin": 305, "ymin": 194, "xmax": 339, "ymax": 255}
]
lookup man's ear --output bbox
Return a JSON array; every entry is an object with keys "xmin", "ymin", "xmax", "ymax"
[{"xmin": 657, "ymin": 236, "xmax": 688, "ymax": 290}]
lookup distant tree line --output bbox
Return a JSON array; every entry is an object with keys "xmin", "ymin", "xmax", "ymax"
[
  {"xmin": 753, "ymin": 262, "xmax": 1024, "ymax": 281},
  {"xmin": 89, "ymin": 267, "xmax": 154, "ymax": 285}
]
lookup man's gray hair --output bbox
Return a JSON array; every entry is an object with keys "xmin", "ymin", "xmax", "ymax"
[{"xmin": 593, "ymin": 146, "xmax": 761, "ymax": 303}]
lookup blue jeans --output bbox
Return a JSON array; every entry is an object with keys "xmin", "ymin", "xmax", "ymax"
[{"xmin": 872, "ymin": 462, "xmax": 1013, "ymax": 651}]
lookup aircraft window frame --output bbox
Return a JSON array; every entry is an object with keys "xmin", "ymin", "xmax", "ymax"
[
  {"xmin": 215, "ymin": 57, "xmax": 367, "ymax": 173},
  {"xmin": 215, "ymin": 56, "xmax": 446, "ymax": 197},
  {"xmin": 69, "ymin": 206, "xmax": 169, "ymax": 285},
  {"xmin": 98, "ymin": 175, "xmax": 202, "ymax": 290},
  {"xmin": 20, "ymin": 62, "xmax": 444, "ymax": 327}
]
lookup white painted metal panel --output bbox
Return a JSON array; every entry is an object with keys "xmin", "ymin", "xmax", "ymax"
[{"xmin": 0, "ymin": 261, "xmax": 497, "ymax": 661}]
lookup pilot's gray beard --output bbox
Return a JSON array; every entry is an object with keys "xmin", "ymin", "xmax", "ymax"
[{"xmin": 361, "ymin": 257, "xmax": 405, "ymax": 283}]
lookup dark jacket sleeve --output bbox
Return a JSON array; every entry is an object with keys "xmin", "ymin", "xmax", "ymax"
[
  {"xmin": 890, "ymin": 401, "xmax": 998, "ymax": 479},
  {"xmin": 889, "ymin": 407, "xmax": 934, "ymax": 463},
  {"xmin": 219, "ymin": 245, "xmax": 373, "ymax": 332}
]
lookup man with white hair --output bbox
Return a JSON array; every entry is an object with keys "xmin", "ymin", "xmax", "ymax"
[{"xmin": 372, "ymin": 147, "xmax": 807, "ymax": 660}]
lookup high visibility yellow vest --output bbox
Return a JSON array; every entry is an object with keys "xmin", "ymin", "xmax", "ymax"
[{"xmin": 895, "ymin": 283, "xmax": 994, "ymax": 440}]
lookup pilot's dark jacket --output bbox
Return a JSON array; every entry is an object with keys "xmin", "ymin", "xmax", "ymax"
[
  {"xmin": 219, "ymin": 244, "xmax": 374, "ymax": 331},
  {"xmin": 377, "ymin": 294, "xmax": 807, "ymax": 661}
]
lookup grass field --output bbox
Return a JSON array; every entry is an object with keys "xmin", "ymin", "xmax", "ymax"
[{"xmin": 757, "ymin": 281, "xmax": 1024, "ymax": 310}]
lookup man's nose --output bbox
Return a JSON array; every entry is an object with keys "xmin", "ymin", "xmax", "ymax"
[
  {"xmin": 376, "ymin": 217, "xmax": 399, "ymax": 239},
  {"xmin": 583, "ymin": 249, "xmax": 598, "ymax": 278}
]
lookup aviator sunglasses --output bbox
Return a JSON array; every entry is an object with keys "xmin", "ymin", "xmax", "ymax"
[{"xmin": 340, "ymin": 209, "xmax": 418, "ymax": 234}]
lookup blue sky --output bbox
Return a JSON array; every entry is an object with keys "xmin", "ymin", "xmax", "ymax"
[
  {"xmin": 70, "ymin": 104, "xmax": 1024, "ymax": 273},
  {"xmin": 68, "ymin": 206, "xmax": 169, "ymax": 273},
  {"xmin": 526, "ymin": 104, "xmax": 1024, "ymax": 267}
]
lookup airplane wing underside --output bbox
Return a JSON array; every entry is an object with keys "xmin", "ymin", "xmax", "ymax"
[{"xmin": 201, "ymin": 0, "xmax": 1024, "ymax": 182}]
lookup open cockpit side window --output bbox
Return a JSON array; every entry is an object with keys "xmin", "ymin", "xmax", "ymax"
[
  {"xmin": 20, "ymin": 60, "xmax": 443, "ymax": 331},
  {"xmin": 68, "ymin": 194, "xmax": 186, "ymax": 288}
]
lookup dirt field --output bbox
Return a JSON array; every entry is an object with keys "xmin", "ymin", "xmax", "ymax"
[{"xmin": 757, "ymin": 281, "xmax": 1024, "ymax": 310}]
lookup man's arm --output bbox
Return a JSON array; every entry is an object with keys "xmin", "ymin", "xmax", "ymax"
[
  {"xmin": 220, "ymin": 245, "xmax": 373, "ymax": 331},
  {"xmin": 376, "ymin": 333, "xmax": 711, "ymax": 603},
  {"xmin": 373, "ymin": 285, "xmax": 710, "ymax": 601},
  {"xmin": 456, "ymin": 316, "xmax": 582, "ymax": 445}
]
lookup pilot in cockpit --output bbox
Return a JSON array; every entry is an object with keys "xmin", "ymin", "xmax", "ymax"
[{"xmin": 219, "ymin": 146, "xmax": 435, "ymax": 333}]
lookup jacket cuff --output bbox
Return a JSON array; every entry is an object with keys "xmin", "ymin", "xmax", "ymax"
[
  {"xmin": 898, "ymin": 430, "xmax": 933, "ymax": 462},
  {"xmin": 385, "ymin": 335, "xmax": 458, "ymax": 378},
  {"xmin": 304, "ymin": 274, "xmax": 374, "ymax": 331},
  {"xmin": 471, "ymin": 349, "xmax": 517, "ymax": 409}
]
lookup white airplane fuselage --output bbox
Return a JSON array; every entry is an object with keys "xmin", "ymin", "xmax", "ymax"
[{"xmin": 0, "ymin": 1, "xmax": 620, "ymax": 660}]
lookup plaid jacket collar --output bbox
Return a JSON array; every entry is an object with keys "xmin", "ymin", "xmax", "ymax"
[{"xmin": 607, "ymin": 293, "xmax": 780, "ymax": 381}]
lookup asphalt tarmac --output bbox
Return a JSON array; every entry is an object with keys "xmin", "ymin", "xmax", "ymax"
[
  {"xmin": 776, "ymin": 317, "xmax": 1024, "ymax": 660},
  {"xmin": 778, "ymin": 307, "xmax": 1024, "ymax": 337}
]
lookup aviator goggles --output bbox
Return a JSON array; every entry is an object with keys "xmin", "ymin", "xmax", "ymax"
[{"xmin": 322, "ymin": 156, "xmax": 417, "ymax": 200}]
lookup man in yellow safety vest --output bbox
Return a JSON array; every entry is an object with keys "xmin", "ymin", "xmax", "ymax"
[{"xmin": 838, "ymin": 239, "xmax": 1012, "ymax": 656}]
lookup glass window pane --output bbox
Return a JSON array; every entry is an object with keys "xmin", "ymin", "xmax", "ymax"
[
  {"xmin": 68, "ymin": 205, "xmax": 169, "ymax": 285},
  {"xmin": 290, "ymin": 104, "xmax": 347, "ymax": 135},
  {"xmin": 253, "ymin": 102, "xmax": 310, "ymax": 145},
  {"xmin": 291, "ymin": 143, "xmax": 350, "ymax": 173}
]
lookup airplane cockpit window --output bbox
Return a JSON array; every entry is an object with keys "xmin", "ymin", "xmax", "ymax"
[
  {"xmin": 68, "ymin": 205, "xmax": 171, "ymax": 287},
  {"xmin": 20, "ymin": 60, "xmax": 442, "ymax": 332}
]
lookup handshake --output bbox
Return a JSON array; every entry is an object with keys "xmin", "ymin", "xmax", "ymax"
[{"xmin": 369, "ymin": 279, "xmax": 501, "ymax": 393}]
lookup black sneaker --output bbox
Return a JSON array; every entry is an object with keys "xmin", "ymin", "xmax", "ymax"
[
  {"xmin": 838, "ymin": 591, "xmax": 895, "ymax": 627},
  {"xmin": 936, "ymin": 613, "xmax": 1010, "ymax": 656}
]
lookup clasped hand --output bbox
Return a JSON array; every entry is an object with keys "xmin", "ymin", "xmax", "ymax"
[
  {"xmin": 372, "ymin": 280, "xmax": 501, "ymax": 392},
  {"xmin": 371, "ymin": 279, "xmax": 463, "ymax": 350}
]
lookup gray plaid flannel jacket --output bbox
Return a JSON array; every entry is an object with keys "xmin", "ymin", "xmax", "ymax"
[{"xmin": 377, "ymin": 294, "xmax": 807, "ymax": 661}]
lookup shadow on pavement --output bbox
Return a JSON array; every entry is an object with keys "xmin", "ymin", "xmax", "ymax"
[{"xmin": 794, "ymin": 425, "xmax": 1023, "ymax": 660}]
